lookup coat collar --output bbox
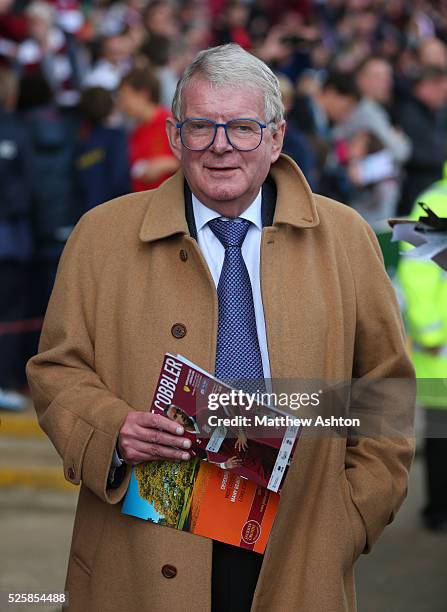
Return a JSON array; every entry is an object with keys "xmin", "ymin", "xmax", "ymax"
[{"xmin": 139, "ymin": 153, "xmax": 319, "ymax": 243}]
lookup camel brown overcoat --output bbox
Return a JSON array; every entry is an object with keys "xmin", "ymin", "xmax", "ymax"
[{"xmin": 27, "ymin": 154, "xmax": 415, "ymax": 612}]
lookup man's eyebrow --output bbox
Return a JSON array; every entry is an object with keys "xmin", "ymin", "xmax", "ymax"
[{"xmin": 184, "ymin": 113, "xmax": 264, "ymax": 121}]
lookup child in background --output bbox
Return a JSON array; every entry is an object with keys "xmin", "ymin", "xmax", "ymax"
[
  {"xmin": 118, "ymin": 66, "xmax": 178, "ymax": 192},
  {"xmin": 76, "ymin": 86, "xmax": 131, "ymax": 212}
]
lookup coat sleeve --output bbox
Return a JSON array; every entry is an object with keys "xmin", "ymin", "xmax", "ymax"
[
  {"xmin": 26, "ymin": 211, "xmax": 132, "ymax": 504},
  {"xmin": 345, "ymin": 216, "xmax": 415, "ymax": 553}
]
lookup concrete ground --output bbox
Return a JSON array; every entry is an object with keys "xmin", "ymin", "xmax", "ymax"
[
  {"xmin": 0, "ymin": 408, "xmax": 446, "ymax": 611},
  {"xmin": 356, "ymin": 458, "xmax": 447, "ymax": 612},
  {"xmin": 0, "ymin": 488, "xmax": 76, "ymax": 612}
]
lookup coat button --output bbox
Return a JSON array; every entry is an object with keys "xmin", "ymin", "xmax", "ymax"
[
  {"xmin": 171, "ymin": 323, "xmax": 187, "ymax": 339},
  {"xmin": 179, "ymin": 249, "xmax": 188, "ymax": 262},
  {"xmin": 67, "ymin": 467, "xmax": 75, "ymax": 480},
  {"xmin": 161, "ymin": 564, "xmax": 177, "ymax": 579}
]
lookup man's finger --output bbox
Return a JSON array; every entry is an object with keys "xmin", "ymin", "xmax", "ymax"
[
  {"xmin": 135, "ymin": 425, "xmax": 192, "ymax": 449},
  {"xmin": 150, "ymin": 443, "xmax": 191, "ymax": 461},
  {"xmin": 136, "ymin": 411, "xmax": 186, "ymax": 435},
  {"xmin": 133, "ymin": 439, "xmax": 191, "ymax": 461},
  {"xmin": 121, "ymin": 442, "xmax": 191, "ymax": 464}
]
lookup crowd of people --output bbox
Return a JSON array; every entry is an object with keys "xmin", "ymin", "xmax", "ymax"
[{"xmin": 1, "ymin": 0, "xmax": 447, "ymax": 407}]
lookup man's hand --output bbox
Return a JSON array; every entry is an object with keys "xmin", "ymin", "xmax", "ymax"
[{"xmin": 118, "ymin": 411, "xmax": 192, "ymax": 465}]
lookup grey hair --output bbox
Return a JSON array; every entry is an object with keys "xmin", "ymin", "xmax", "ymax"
[{"xmin": 172, "ymin": 44, "xmax": 284, "ymax": 125}]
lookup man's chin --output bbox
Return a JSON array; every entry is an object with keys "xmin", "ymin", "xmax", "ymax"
[{"xmin": 205, "ymin": 187, "xmax": 243, "ymax": 202}]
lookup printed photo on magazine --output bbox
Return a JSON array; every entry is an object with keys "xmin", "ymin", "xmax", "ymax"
[{"xmin": 121, "ymin": 458, "xmax": 279, "ymax": 553}]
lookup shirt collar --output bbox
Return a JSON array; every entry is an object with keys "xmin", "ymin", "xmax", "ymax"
[{"xmin": 191, "ymin": 189, "xmax": 263, "ymax": 232}]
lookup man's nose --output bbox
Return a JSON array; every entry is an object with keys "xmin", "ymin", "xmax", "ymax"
[{"xmin": 210, "ymin": 125, "xmax": 233, "ymax": 153}]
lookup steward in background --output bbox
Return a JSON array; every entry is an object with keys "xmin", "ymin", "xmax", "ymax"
[{"xmin": 398, "ymin": 168, "xmax": 447, "ymax": 532}]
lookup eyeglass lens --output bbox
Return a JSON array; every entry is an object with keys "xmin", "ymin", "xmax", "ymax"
[{"xmin": 181, "ymin": 119, "xmax": 263, "ymax": 151}]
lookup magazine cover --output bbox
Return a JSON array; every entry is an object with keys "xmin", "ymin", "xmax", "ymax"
[
  {"xmin": 121, "ymin": 458, "xmax": 279, "ymax": 553},
  {"xmin": 151, "ymin": 353, "xmax": 299, "ymax": 492}
]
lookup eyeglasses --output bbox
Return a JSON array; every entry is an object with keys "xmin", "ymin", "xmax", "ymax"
[{"xmin": 176, "ymin": 118, "xmax": 268, "ymax": 152}]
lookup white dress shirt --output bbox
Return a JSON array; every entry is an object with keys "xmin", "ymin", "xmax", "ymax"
[{"xmin": 192, "ymin": 190, "xmax": 271, "ymax": 379}]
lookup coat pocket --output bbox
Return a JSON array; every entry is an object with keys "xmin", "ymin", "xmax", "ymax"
[
  {"xmin": 340, "ymin": 472, "xmax": 367, "ymax": 563},
  {"xmin": 66, "ymin": 553, "xmax": 92, "ymax": 611},
  {"xmin": 72, "ymin": 554, "xmax": 92, "ymax": 577},
  {"xmin": 70, "ymin": 486, "xmax": 107, "ymax": 576}
]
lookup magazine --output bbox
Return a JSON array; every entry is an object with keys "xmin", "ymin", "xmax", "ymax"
[
  {"xmin": 150, "ymin": 353, "xmax": 299, "ymax": 492},
  {"xmin": 121, "ymin": 353, "xmax": 300, "ymax": 552},
  {"xmin": 122, "ymin": 459, "xmax": 279, "ymax": 553}
]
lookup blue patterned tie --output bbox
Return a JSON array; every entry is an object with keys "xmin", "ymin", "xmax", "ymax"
[{"xmin": 208, "ymin": 217, "xmax": 265, "ymax": 392}]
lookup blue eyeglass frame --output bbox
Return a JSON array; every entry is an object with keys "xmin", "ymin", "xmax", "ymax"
[{"xmin": 176, "ymin": 117, "xmax": 268, "ymax": 151}]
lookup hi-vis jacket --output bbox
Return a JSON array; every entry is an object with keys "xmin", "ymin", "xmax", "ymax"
[{"xmin": 398, "ymin": 171, "xmax": 447, "ymax": 408}]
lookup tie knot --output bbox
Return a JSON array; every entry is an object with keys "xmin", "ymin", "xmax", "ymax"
[{"xmin": 208, "ymin": 217, "xmax": 251, "ymax": 248}]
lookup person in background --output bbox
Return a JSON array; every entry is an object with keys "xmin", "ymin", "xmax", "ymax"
[
  {"xmin": 18, "ymin": 70, "xmax": 78, "ymax": 264},
  {"xmin": 397, "ymin": 170, "xmax": 447, "ymax": 532},
  {"xmin": 417, "ymin": 37, "xmax": 447, "ymax": 71},
  {"xmin": 0, "ymin": 0, "xmax": 27, "ymax": 49},
  {"xmin": 138, "ymin": 31, "xmax": 175, "ymax": 109},
  {"xmin": 314, "ymin": 70, "xmax": 360, "ymax": 138},
  {"xmin": 17, "ymin": 1, "xmax": 85, "ymax": 107},
  {"xmin": 342, "ymin": 129, "xmax": 399, "ymax": 224},
  {"xmin": 118, "ymin": 66, "xmax": 178, "ymax": 191},
  {"xmin": 351, "ymin": 56, "xmax": 411, "ymax": 167},
  {"xmin": 83, "ymin": 33, "xmax": 134, "ymax": 91},
  {"xmin": 332, "ymin": 57, "xmax": 410, "ymax": 222},
  {"xmin": 213, "ymin": 1, "xmax": 252, "ymax": 50},
  {"xmin": 289, "ymin": 68, "xmax": 324, "ymax": 137},
  {"xmin": 76, "ymin": 86, "xmax": 130, "ymax": 213},
  {"xmin": 0, "ymin": 67, "xmax": 35, "ymax": 410},
  {"xmin": 18, "ymin": 70, "xmax": 79, "ymax": 367},
  {"xmin": 289, "ymin": 68, "xmax": 327, "ymax": 188},
  {"xmin": 312, "ymin": 70, "xmax": 361, "ymax": 201},
  {"xmin": 397, "ymin": 66, "xmax": 447, "ymax": 216},
  {"xmin": 139, "ymin": 0, "xmax": 178, "ymax": 67},
  {"xmin": 276, "ymin": 72, "xmax": 316, "ymax": 189},
  {"xmin": 137, "ymin": 1, "xmax": 191, "ymax": 110}
]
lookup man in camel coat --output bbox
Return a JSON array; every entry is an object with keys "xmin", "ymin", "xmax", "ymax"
[{"xmin": 27, "ymin": 44, "xmax": 415, "ymax": 612}]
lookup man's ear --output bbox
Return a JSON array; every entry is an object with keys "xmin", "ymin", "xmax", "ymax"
[
  {"xmin": 166, "ymin": 118, "xmax": 182, "ymax": 161},
  {"xmin": 270, "ymin": 119, "xmax": 286, "ymax": 163}
]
